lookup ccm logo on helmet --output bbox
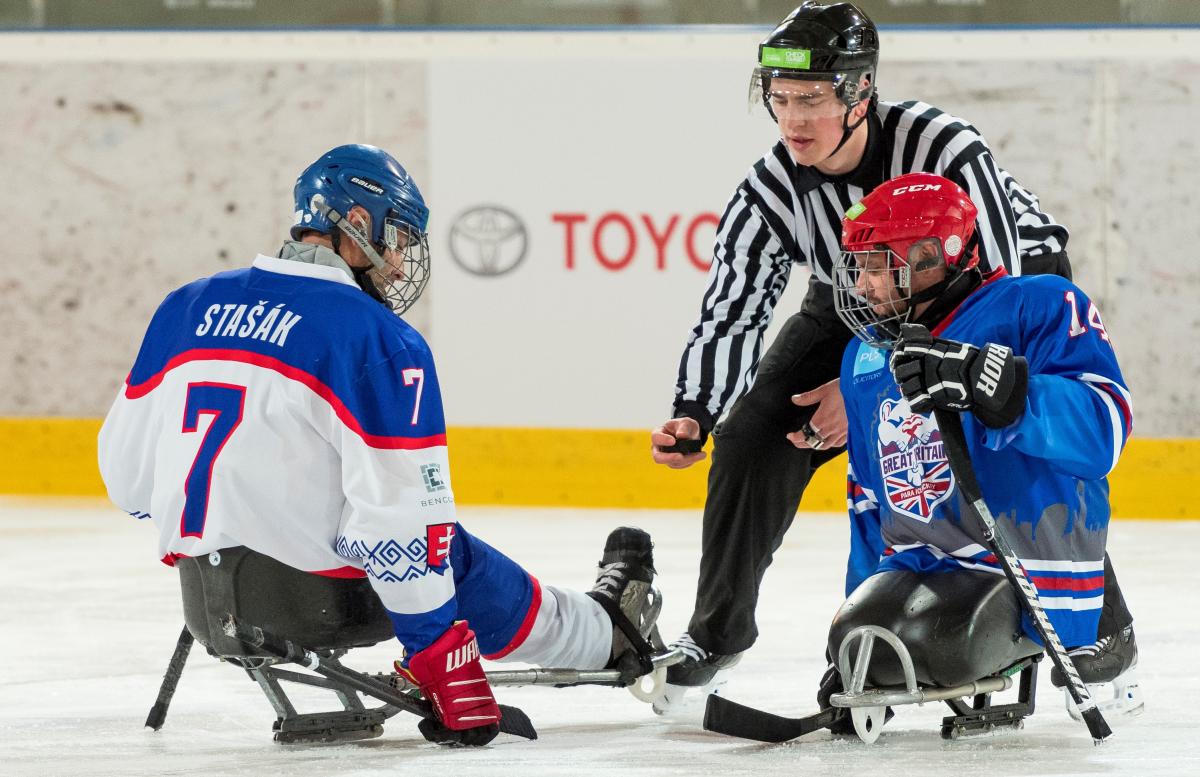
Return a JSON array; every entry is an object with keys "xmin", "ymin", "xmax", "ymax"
[
  {"xmin": 892, "ymin": 183, "xmax": 942, "ymax": 196},
  {"xmin": 350, "ymin": 176, "xmax": 385, "ymax": 195}
]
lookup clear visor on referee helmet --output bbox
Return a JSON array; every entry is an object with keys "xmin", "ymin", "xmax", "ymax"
[{"xmin": 747, "ymin": 72, "xmax": 851, "ymax": 120}]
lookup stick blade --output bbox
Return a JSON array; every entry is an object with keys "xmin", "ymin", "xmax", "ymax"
[
  {"xmin": 704, "ymin": 694, "xmax": 836, "ymax": 743},
  {"xmin": 498, "ymin": 704, "xmax": 538, "ymax": 740},
  {"xmin": 1082, "ymin": 706, "xmax": 1114, "ymax": 742}
]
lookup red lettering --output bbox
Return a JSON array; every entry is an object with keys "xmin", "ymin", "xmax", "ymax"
[
  {"xmin": 685, "ymin": 213, "xmax": 719, "ymax": 271},
  {"xmin": 640, "ymin": 214, "xmax": 680, "ymax": 271},
  {"xmin": 552, "ymin": 213, "xmax": 588, "ymax": 269},
  {"xmin": 593, "ymin": 212, "xmax": 636, "ymax": 271}
]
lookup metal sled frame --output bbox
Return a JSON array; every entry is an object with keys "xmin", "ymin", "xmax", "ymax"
[
  {"xmin": 831, "ymin": 625, "xmax": 1040, "ymax": 743},
  {"xmin": 385, "ymin": 587, "xmax": 682, "ymax": 702},
  {"xmin": 148, "ymin": 616, "xmax": 682, "ymax": 744},
  {"xmin": 227, "ymin": 648, "xmax": 404, "ymax": 744}
]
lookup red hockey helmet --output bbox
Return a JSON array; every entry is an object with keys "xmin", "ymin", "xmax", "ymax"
[{"xmin": 834, "ymin": 173, "xmax": 979, "ymax": 347}]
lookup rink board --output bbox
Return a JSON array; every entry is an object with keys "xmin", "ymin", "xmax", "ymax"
[{"xmin": 0, "ymin": 417, "xmax": 1194, "ymax": 518}]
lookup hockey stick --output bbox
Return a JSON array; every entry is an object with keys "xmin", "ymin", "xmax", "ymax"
[
  {"xmin": 933, "ymin": 407, "xmax": 1112, "ymax": 743},
  {"xmin": 703, "ymin": 695, "xmax": 841, "ymax": 743},
  {"xmin": 144, "ymin": 625, "xmax": 194, "ymax": 730},
  {"xmin": 387, "ymin": 648, "xmax": 685, "ymax": 691},
  {"xmin": 221, "ymin": 615, "xmax": 537, "ymax": 741}
]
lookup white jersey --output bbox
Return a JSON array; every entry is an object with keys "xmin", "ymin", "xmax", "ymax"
[{"xmin": 99, "ymin": 256, "xmax": 460, "ymax": 645}]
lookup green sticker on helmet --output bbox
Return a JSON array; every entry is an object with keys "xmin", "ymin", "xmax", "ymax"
[
  {"xmin": 845, "ymin": 202, "xmax": 866, "ymax": 220},
  {"xmin": 760, "ymin": 46, "xmax": 811, "ymax": 70}
]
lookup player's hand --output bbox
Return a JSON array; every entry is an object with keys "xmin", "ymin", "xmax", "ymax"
[
  {"xmin": 889, "ymin": 323, "xmax": 1027, "ymax": 429},
  {"xmin": 651, "ymin": 417, "xmax": 706, "ymax": 469},
  {"xmin": 787, "ymin": 378, "xmax": 848, "ymax": 450},
  {"xmin": 400, "ymin": 621, "xmax": 501, "ymax": 746}
]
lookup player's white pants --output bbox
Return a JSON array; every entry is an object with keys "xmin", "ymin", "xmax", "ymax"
[{"xmin": 499, "ymin": 585, "xmax": 611, "ymax": 669}]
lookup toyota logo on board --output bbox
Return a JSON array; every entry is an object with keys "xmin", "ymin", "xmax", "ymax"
[{"xmin": 448, "ymin": 205, "xmax": 528, "ymax": 277}]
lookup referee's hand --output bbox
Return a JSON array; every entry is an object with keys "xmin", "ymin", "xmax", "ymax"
[
  {"xmin": 787, "ymin": 378, "xmax": 848, "ymax": 450},
  {"xmin": 651, "ymin": 417, "xmax": 706, "ymax": 469}
]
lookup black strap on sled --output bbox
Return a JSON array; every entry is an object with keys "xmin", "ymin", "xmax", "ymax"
[{"xmin": 586, "ymin": 591, "xmax": 657, "ymax": 682}]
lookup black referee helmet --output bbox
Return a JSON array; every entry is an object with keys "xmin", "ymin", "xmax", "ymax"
[{"xmin": 752, "ymin": 2, "xmax": 880, "ymax": 113}]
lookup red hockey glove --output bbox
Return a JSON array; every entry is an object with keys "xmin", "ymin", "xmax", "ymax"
[{"xmin": 399, "ymin": 621, "xmax": 501, "ymax": 746}]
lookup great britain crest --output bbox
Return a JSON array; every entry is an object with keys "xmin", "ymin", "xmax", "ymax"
[{"xmin": 876, "ymin": 398, "xmax": 955, "ymax": 523}]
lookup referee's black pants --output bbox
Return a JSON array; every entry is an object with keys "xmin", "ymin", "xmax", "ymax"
[{"xmin": 686, "ymin": 254, "xmax": 1134, "ymax": 656}]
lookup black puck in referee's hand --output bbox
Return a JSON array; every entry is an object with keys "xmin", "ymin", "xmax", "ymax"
[{"xmin": 661, "ymin": 437, "xmax": 703, "ymax": 455}]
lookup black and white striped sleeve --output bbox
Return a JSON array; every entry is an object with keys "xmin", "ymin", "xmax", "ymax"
[
  {"xmin": 998, "ymin": 168, "xmax": 1069, "ymax": 258},
  {"xmin": 942, "ymin": 146, "xmax": 1023, "ymax": 276},
  {"xmin": 884, "ymin": 102, "xmax": 1024, "ymax": 276},
  {"xmin": 672, "ymin": 186, "xmax": 793, "ymax": 431}
]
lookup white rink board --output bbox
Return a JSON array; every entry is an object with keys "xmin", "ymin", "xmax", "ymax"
[
  {"xmin": 429, "ymin": 56, "xmax": 786, "ymax": 428},
  {"xmin": 2, "ymin": 29, "xmax": 1199, "ymax": 433},
  {"xmin": 1, "ymin": 498, "xmax": 1198, "ymax": 777}
]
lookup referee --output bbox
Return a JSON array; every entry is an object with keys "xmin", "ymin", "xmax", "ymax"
[{"xmin": 650, "ymin": 1, "xmax": 1138, "ymax": 707}]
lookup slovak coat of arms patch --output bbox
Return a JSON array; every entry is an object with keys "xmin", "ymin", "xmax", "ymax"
[{"xmin": 876, "ymin": 398, "xmax": 956, "ymax": 523}]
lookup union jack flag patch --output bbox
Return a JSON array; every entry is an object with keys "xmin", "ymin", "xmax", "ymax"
[{"xmin": 876, "ymin": 398, "xmax": 955, "ymax": 523}]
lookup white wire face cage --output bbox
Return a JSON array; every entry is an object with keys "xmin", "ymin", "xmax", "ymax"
[
  {"xmin": 367, "ymin": 219, "xmax": 430, "ymax": 316},
  {"xmin": 833, "ymin": 246, "xmax": 917, "ymax": 349}
]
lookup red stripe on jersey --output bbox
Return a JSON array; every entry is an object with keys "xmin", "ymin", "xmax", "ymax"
[
  {"xmin": 1093, "ymin": 382, "xmax": 1133, "ymax": 439},
  {"xmin": 125, "ymin": 348, "xmax": 446, "ymax": 450},
  {"xmin": 1030, "ymin": 575, "xmax": 1105, "ymax": 592},
  {"xmin": 313, "ymin": 565, "xmax": 368, "ymax": 579},
  {"xmin": 161, "ymin": 551, "xmax": 366, "ymax": 579},
  {"xmin": 483, "ymin": 575, "xmax": 543, "ymax": 661}
]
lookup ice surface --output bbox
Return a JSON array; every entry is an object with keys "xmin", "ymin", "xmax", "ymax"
[{"xmin": 1, "ymin": 497, "xmax": 1196, "ymax": 777}]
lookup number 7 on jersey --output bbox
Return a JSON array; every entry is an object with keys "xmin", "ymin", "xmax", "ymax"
[
  {"xmin": 180, "ymin": 382, "xmax": 246, "ymax": 538},
  {"xmin": 402, "ymin": 368, "xmax": 425, "ymax": 425}
]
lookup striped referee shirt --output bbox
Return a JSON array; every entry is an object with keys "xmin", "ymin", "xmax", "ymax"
[{"xmin": 674, "ymin": 99, "xmax": 1069, "ymax": 427}]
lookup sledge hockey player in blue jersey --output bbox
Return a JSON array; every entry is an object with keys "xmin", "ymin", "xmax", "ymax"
[
  {"xmin": 98, "ymin": 144, "xmax": 661, "ymax": 747},
  {"xmin": 824, "ymin": 172, "xmax": 1139, "ymax": 729}
]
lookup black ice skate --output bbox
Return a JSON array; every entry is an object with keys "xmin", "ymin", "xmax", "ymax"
[
  {"xmin": 1051, "ymin": 624, "xmax": 1138, "ymax": 686},
  {"xmin": 1052, "ymin": 624, "xmax": 1144, "ymax": 719},
  {"xmin": 666, "ymin": 632, "xmax": 743, "ymax": 687},
  {"xmin": 651, "ymin": 632, "xmax": 742, "ymax": 714},
  {"xmin": 587, "ymin": 527, "xmax": 664, "ymax": 676}
]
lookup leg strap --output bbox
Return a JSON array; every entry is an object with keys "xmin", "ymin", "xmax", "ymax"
[{"xmin": 587, "ymin": 591, "xmax": 656, "ymax": 682}]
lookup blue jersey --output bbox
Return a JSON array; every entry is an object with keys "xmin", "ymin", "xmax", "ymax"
[
  {"xmin": 840, "ymin": 273, "xmax": 1132, "ymax": 648},
  {"xmin": 99, "ymin": 255, "xmax": 535, "ymax": 655}
]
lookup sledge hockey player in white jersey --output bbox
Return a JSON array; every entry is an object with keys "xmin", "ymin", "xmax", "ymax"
[
  {"xmin": 823, "ymin": 172, "xmax": 1138, "ymax": 732},
  {"xmin": 649, "ymin": 0, "xmax": 1137, "ymax": 712},
  {"xmin": 98, "ymin": 144, "xmax": 661, "ymax": 747}
]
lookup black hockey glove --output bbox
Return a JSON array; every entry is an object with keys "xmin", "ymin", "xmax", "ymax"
[
  {"xmin": 889, "ymin": 323, "xmax": 1028, "ymax": 429},
  {"xmin": 417, "ymin": 716, "xmax": 500, "ymax": 747}
]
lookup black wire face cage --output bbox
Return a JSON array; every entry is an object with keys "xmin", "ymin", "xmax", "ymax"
[
  {"xmin": 366, "ymin": 222, "xmax": 431, "ymax": 316},
  {"xmin": 833, "ymin": 247, "xmax": 916, "ymax": 349}
]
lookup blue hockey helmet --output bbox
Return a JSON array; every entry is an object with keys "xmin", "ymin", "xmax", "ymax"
[{"xmin": 291, "ymin": 144, "xmax": 431, "ymax": 314}]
